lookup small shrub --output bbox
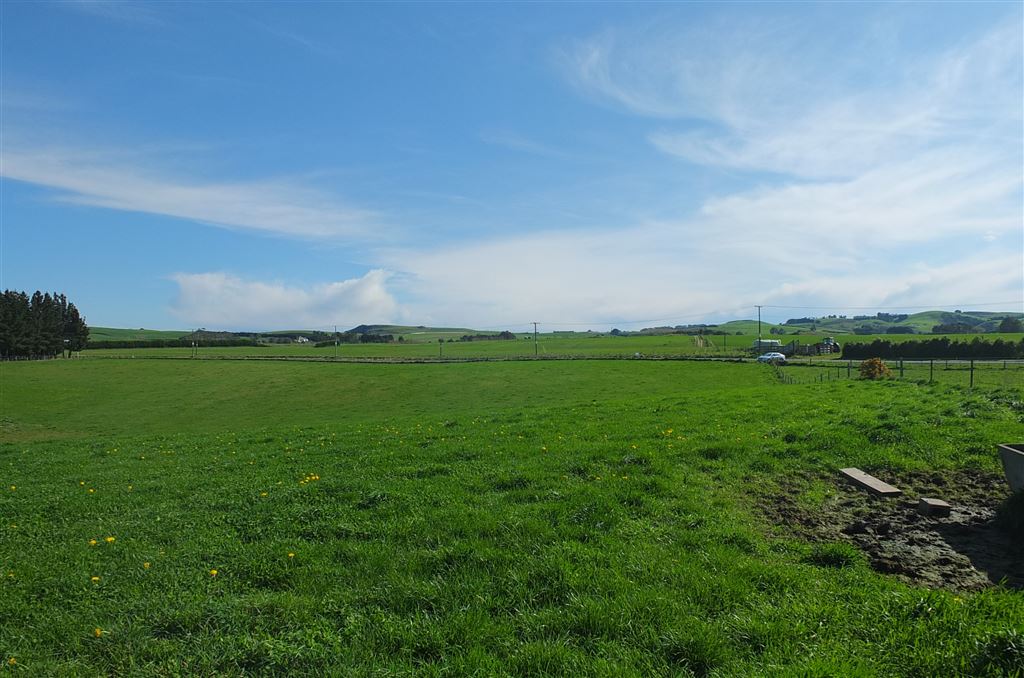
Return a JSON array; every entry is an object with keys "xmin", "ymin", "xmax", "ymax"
[{"xmin": 859, "ymin": 358, "xmax": 892, "ymax": 380}]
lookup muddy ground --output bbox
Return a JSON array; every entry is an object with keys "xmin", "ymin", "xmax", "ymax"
[{"xmin": 760, "ymin": 469, "xmax": 1023, "ymax": 591}]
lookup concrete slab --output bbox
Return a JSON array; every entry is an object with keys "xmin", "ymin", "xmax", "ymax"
[
  {"xmin": 839, "ymin": 467, "xmax": 901, "ymax": 497},
  {"xmin": 999, "ymin": 443, "xmax": 1024, "ymax": 493}
]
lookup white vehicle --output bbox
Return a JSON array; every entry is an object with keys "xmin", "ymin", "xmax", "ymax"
[{"xmin": 757, "ymin": 352, "xmax": 787, "ymax": 364}]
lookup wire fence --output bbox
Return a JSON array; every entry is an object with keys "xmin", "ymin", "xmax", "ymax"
[{"xmin": 775, "ymin": 359, "xmax": 1024, "ymax": 389}]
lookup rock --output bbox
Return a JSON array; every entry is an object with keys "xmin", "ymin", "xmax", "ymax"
[{"xmin": 918, "ymin": 497, "xmax": 952, "ymax": 517}]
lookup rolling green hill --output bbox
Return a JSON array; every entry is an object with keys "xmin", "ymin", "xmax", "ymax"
[
  {"xmin": 716, "ymin": 319, "xmax": 790, "ymax": 335},
  {"xmin": 87, "ymin": 327, "xmax": 189, "ymax": 342},
  {"xmin": 779, "ymin": 310, "xmax": 1022, "ymax": 335},
  {"xmin": 349, "ymin": 325, "xmax": 513, "ymax": 342},
  {"xmin": 88, "ymin": 309, "xmax": 1022, "ymax": 348}
]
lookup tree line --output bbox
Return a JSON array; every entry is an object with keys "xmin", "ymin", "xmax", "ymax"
[
  {"xmin": 1, "ymin": 290, "xmax": 89, "ymax": 360},
  {"xmin": 459, "ymin": 331, "xmax": 516, "ymax": 342},
  {"xmin": 314, "ymin": 333, "xmax": 395, "ymax": 347},
  {"xmin": 88, "ymin": 338, "xmax": 258, "ymax": 349},
  {"xmin": 842, "ymin": 337, "xmax": 1024, "ymax": 360}
]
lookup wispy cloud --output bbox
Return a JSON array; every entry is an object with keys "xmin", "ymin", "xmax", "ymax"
[
  {"xmin": 479, "ymin": 129, "xmax": 565, "ymax": 157},
  {"xmin": 241, "ymin": 13, "xmax": 341, "ymax": 61},
  {"xmin": 1, "ymin": 146, "xmax": 382, "ymax": 241},
  {"xmin": 170, "ymin": 269, "xmax": 399, "ymax": 329},
  {"xmin": 63, "ymin": 0, "xmax": 163, "ymax": 25},
  {"xmin": 377, "ymin": 12, "xmax": 1022, "ymax": 328},
  {"xmin": 564, "ymin": 15, "xmax": 1022, "ymax": 179}
]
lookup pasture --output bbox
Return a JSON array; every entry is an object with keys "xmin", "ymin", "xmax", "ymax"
[
  {"xmin": 1, "ymin": 358, "xmax": 1022, "ymax": 675},
  {"xmin": 82, "ymin": 331, "xmax": 1023, "ymax": 363}
]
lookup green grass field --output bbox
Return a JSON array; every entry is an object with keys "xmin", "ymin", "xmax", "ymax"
[
  {"xmin": 83, "ymin": 334, "xmax": 749, "ymax": 360},
  {"xmin": 81, "ymin": 331, "xmax": 1023, "ymax": 363},
  {"xmin": 1, "ymin": 358, "xmax": 1022, "ymax": 674}
]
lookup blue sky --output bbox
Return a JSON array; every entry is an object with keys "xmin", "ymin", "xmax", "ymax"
[{"xmin": 2, "ymin": 1, "xmax": 1021, "ymax": 330}]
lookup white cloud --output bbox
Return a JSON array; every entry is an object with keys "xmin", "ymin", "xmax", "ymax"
[
  {"xmin": 423, "ymin": 10, "xmax": 1018, "ymax": 328},
  {"xmin": 169, "ymin": 269, "xmax": 400, "ymax": 329},
  {"xmin": 379, "ymin": 222, "xmax": 1021, "ymax": 329},
  {"xmin": 565, "ymin": 16, "xmax": 1022, "ymax": 179},
  {"xmin": 0, "ymin": 147, "xmax": 381, "ymax": 240}
]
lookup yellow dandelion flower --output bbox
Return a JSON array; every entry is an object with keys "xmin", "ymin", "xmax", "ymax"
[
  {"xmin": 88, "ymin": 488, "xmax": 95, "ymax": 494},
  {"xmin": 80, "ymin": 481, "xmax": 85, "ymax": 486},
  {"xmin": 8, "ymin": 657, "xmax": 16, "ymax": 665},
  {"xmin": 8, "ymin": 485, "xmax": 14, "ymax": 491},
  {"xmin": 259, "ymin": 492, "xmax": 268, "ymax": 497},
  {"xmin": 93, "ymin": 627, "xmax": 102, "ymax": 638},
  {"xmin": 105, "ymin": 536, "xmax": 115, "ymax": 543},
  {"xmin": 288, "ymin": 552, "xmax": 295, "ymax": 558},
  {"xmin": 143, "ymin": 562, "xmax": 151, "ymax": 569},
  {"xmin": 209, "ymin": 569, "xmax": 218, "ymax": 577},
  {"xmin": 90, "ymin": 576, "xmax": 100, "ymax": 583}
]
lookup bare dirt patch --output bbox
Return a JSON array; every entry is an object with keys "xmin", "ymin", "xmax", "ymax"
[{"xmin": 760, "ymin": 469, "xmax": 1023, "ymax": 591}]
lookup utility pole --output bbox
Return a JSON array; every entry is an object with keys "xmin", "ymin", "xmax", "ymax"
[
  {"xmin": 334, "ymin": 325, "xmax": 338, "ymax": 360},
  {"xmin": 756, "ymin": 305, "xmax": 763, "ymax": 352},
  {"xmin": 533, "ymin": 322, "xmax": 539, "ymax": 357}
]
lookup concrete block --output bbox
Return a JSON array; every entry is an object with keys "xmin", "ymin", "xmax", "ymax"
[{"xmin": 917, "ymin": 497, "xmax": 951, "ymax": 517}]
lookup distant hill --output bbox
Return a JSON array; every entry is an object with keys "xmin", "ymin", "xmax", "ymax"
[
  {"xmin": 716, "ymin": 320, "xmax": 790, "ymax": 335},
  {"xmin": 89, "ymin": 327, "xmax": 189, "ymax": 342},
  {"xmin": 88, "ymin": 311, "xmax": 1023, "ymax": 347},
  {"xmin": 779, "ymin": 310, "xmax": 1023, "ymax": 335},
  {"xmin": 347, "ymin": 325, "xmax": 513, "ymax": 341}
]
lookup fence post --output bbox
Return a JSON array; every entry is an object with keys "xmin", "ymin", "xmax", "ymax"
[
  {"xmin": 847, "ymin": 360, "xmax": 851, "ymax": 378},
  {"xmin": 899, "ymin": 358, "xmax": 904, "ymax": 379},
  {"xmin": 929, "ymin": 359, "xmax": 933, "ymax": 384},
  {"xmin": 970, "ymin": 359, "xmax": 974, "ymax": 388}
]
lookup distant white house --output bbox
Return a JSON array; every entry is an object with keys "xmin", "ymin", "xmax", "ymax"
[{"xmin": 294, "ymin": 336, "xmax": 310, "ymax": 344}]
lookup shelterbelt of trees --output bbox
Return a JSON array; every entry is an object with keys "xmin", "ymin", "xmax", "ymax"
[
  {"xmin": 87, "ymin": 338, "xmax": 259, "ymax": 349},
  {"xmin": 0, "ymin": 290, "xmax": 89, "ymax": 360},
  {"xmin": 842, "ymin": 336, "xmax": 1024, "ymax": 360}
]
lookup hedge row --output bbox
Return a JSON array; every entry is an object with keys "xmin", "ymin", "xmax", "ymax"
[{"xmin": 842, "ymin": 337, "xmax": 1024, "ymax": 360}]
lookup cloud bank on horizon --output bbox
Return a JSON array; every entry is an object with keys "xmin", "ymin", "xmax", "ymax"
[{"xmin": 2, "ymin": 3, "xmax": 1021, "ymax": 330}]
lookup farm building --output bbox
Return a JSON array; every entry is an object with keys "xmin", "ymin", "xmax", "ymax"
[{"xmin": 751, "ymin": 339, "xmax": 783, "ymax": 351}]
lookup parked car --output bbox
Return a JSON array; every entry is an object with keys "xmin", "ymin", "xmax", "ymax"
[{"xmin": 757, "ymin": 352, "xmax": 787, "ymax": 364}]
